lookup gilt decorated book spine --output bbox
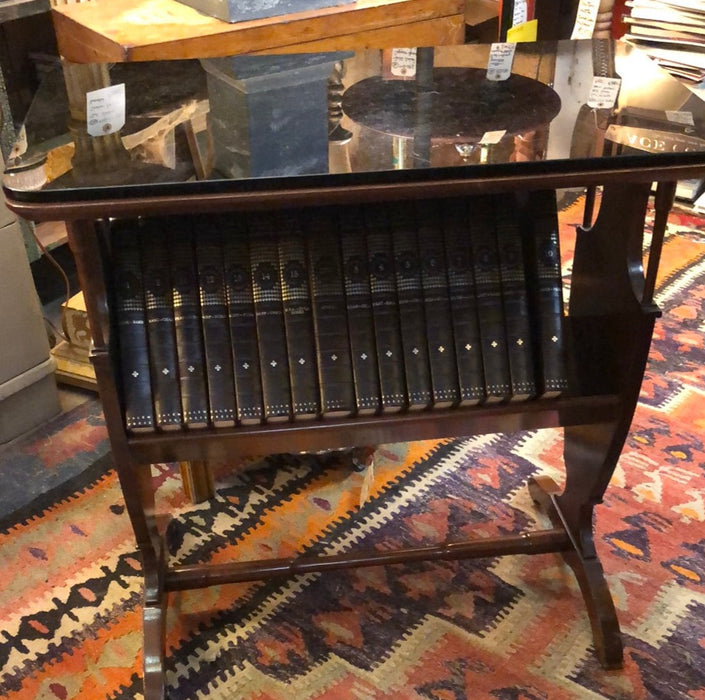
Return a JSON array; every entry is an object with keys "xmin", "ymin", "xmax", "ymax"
[
  {"xmin": 196, "ymin": 227, "xmax": 237, "ymax": 427},
  {"xmin": 223, "ymin": 226, "xmax": 264, "ymax": 424},
  {"xmin": 277, "ymin": 212, "xmax": 320, "ymax": 419},
  {"xmin": 305, "ymin": 208, "xmax": 355, "ymax": 417},
  {"xmin": 111, "ymin": 220, "xmax": 155, "ymax": 433},
  {"xmin": 442, "ymin": 199, "xmax": 485, "ymax": 406},
  {"xmin": 468, "ymin": 196, "xmax": 512, "ymax": 403},
  {"xmin": 340, "ymin": 207, "xmax": 381, "ymax": 415},
  {"xmin": 389, "ymin": 203, "xmax": 433, "ymax": 411},
  {"xmin": 140, "ymin": 220, "xmax": 183, "ymax": 430},
  {"xmin": 249, "ymin": 216, "xmax": 293, "ymax": 422},
  {"xmin": 522, "ymin": 190, "xmax": 569, "ymax": 398},
  {"xmin": 365, "ymin": 203, "xmax": 407, "ymax": 413},
  {"xmin": 169, "ymin": 217, "xmax": 210, "ymax": 428},
  {"xmin": 494, "ymin": 198, "xmax": 537, "ymax": 401},
  {"xmin": 417, "ymin": 200, "xmax": 460, "ymax": 409}
]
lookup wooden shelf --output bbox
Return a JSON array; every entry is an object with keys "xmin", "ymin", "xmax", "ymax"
[
  {"xmin": 126, "ymin": 392, "xmax": 621, "ymax": 465},
  {"xmin": 51, "ymin": 0, "xmax": 465, "ymax": 63}
]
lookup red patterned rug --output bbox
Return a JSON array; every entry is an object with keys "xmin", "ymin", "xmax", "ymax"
[{"xmin": 0, "ymin": 195, "xmax": 704, "ymax": 699}]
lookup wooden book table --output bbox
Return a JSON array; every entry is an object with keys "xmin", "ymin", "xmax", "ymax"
[{"xmin": 5, "ymin": 39, "xmax": 705, "ymax": 698}]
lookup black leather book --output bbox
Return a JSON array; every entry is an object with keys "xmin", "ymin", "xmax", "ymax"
[
  {"xmin": 389, "ymin": 203, "xmax": 433, "ymax": 411},
  {"xmin": 304, "ymin": 207, "xmax": 355, "ymax": 417},
  {"xmin": 494, "ymin": 196, "xmax": 537, "ymax": 402},
  {"xmin": 169, "ymin": 217, "xmax": 210, "ymax": 428},
  {"xmin": 442, "ymin": 199, "xmax": 485, "ymax": 406},
  {"xmin": 522, "ymin": 190, "xmax": 569, "ymax": 398},
  {"xmin": 339, "ymin": 207, "xmax": 381, "ymax": 416},
  {"xmin": 276, "ymin": 212, "xmax": 320, "ymax": 419},
  {"xmin": 416, "ymin": 200, "xmax": 460, "ymax": 409},
  {"xmin": 195, "ymin": 225, "xmax": 237, "ymax": 428},
  {"xmin": 111, "ymin": 220, "xmax": 155, "ymax": 433},
  {"xmin": 364, "ymin": 203, "xmax": 407, "ymax": 413},
  {"xmin": 140, "ymin": 220, "xmax": 183, "ymax": 430},
  {"xmin": 222, "ymin": 227, "xmax": 264, "ymax": 425},
  {"xmin": 467, "ymin": 196, "xmax": 512, "ymax": 403},
  {"xmin": 248, "ymin": 215, "xmax": 292, "ymax": 422}
]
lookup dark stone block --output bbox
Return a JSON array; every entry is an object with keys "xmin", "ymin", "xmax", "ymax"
[
  {"xmin": 175, "ymin": 0, "xmax": 347, "ymax": 23},
  {"xmin": 202, "ymin": 55, "xmax": 347, "ymax": 179}
]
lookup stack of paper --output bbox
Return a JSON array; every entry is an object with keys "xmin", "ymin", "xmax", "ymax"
[{"xmin": 624, "ymin": 0, "xmax": 705, "ymax": 83}]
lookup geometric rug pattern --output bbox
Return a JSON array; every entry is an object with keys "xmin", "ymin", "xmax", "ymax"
[{"xmin": 0, "ymin": 196, "xmax": 704, "ymax": 699}]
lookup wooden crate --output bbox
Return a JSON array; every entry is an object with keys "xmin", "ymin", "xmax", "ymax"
[{"xmin": 51, "ymin": 0, "xmax": 465, "ymax": 63}]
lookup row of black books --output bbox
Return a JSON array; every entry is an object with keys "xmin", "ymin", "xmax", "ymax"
[{"xmin": 110, "ymin": 192, "xmax": 568, "ymax": 433}]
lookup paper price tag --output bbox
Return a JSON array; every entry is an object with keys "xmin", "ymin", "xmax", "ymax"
[
  {"xmin": 86, "ymin": 84, "xmax": 126, "ymax": 137},
  {"xmin": 587, "ymin": 76, "xmax": 621, "ymax": 109},
  {"xmin": 666, "ymin": 110, "xmax": 695, "ymax": 126},
  {"xmin": 512, "ymin": 0, "xmax": 527, "ymax": 27},
  {"xmin": 487, "ymin": 43, "xmax": 516, "ymax": 82},
  {"xmin": 480, "ymin": 130, "xmax": 506, "ymax": 145},
  {"xmin": 571, "ymin": 0, "xmax": 600, "ymax": 40},
  {"xmin": 389, "ymin": 48, "xmax": 417, "ymax": 78},
  {"xmin": 9, "ymin": 125, "xmax": 27, "ymax": 159}
]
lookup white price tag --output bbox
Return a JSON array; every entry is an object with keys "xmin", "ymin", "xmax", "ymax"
[
  {"xmin": 571, "ymin": 0, "xmax": 600, "ymax": 40},
  {"xmin": 10, "ymin": 125, "xmax": 27, "ymax": 159},
  {"xmin": 487, "ymin": 43, "xmax": 516, "ymax": 82},
  {"xmin": 512, "ymin": 0, "xmax": 528, "ymax": 27},
  {"xmin": 86, "ymin": 83, "xmax": 126, "ymax": 137},
  {"xmin": 666, "ymin": 110, "xmax": 695, "ymax": 126},
  {"xmin": 390, "ymin": 48, "xmax": 417, "ymax": 78},
  {"xmin": 480, "ymin": 130, "xmax": 506, "ymax": 145},
  {"xmin": 587, "ymin": 76, "xmax": 621, "ymax": 109}
]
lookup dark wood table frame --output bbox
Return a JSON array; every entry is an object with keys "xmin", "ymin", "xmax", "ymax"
[{"xmin": 7, "ymin": 159, "xmax": 684, "ymax": 697}]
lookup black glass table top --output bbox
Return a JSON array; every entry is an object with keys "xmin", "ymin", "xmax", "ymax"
[{"xmin": 4, "ymin": 39, "xmax": 705, "ymax": 203}]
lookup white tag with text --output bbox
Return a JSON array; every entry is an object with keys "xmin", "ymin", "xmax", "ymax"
[
  {"xmin": 512, "ymin": 0, "xmax": 528, "ymax": 27},
  {"xmin": 487, "ymin": 43, "xmax": 516, "ymax": 82},
  {"xmin": 390, "ymin": 48, "xmax": 417, "ymax": 78},
  {"xmin": 571, "ymin": 0, "xmax": 600, "ymax": 39},
  {"xmin": 87, "ymin": 84, "xmax": 126, "ymax": 137},
  {"xmin": 587, "ymin": 76, "xmax": 621, "ymax": 109}
]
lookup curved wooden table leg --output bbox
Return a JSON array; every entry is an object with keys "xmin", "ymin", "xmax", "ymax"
[
  {"xmin": 529, "ymin": 475, "xmax": 623, "ymax": 669},
  {"xmin": 143, "ymin": 596, "xmax": 168, "ymax": 699},
  {"xmin": 142, "ymin": 537, "xmax": 168, "ymax": 699}
]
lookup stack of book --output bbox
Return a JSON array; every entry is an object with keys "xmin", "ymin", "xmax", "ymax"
[
  {"xmin": 110, "ymin": 192, "xmax": 569, "ymax": 433},
  {"xmin": 623, "ymin": 0, "xmax": 705, "ymax": 84}
]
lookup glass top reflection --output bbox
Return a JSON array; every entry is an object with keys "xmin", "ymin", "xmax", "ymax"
[{"xmin": 4, "ymin": 39, "xmax": 705, "ymax": 202}]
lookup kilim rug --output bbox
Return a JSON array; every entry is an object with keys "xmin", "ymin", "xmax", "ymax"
[{"xmin": 1, "ymin": 193, "xmax": 704, "ymax": 699}]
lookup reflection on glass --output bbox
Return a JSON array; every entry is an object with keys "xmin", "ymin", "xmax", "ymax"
[{"xmin": 3, "ymin": 39, "xmax": 705, "ymax": 201}]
